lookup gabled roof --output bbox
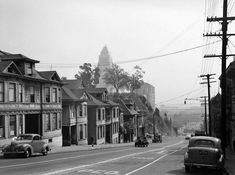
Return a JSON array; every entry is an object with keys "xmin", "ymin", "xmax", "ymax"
[
  {"xmin": 71, "ymin": 89, "xmax": 90, "ymax": 101},
  {"xmin": 117, "ymin": 99, "xmax": 138, "ymax": 116},
  {"xmin": 0, "ymin": 54, "xmax": 39, "ymax": 63},
  {"xmin": 86, "ymin": 87, "xmax": 107, "ymax": 94},
  {"xmin": 0, "ymin": 61, "xmax": 22, "ymax": 75},
  {"xmin": 106, "ymin": 100, "xmax": 119, "ymax": 106},
  {"xmin": 62, "ymin": 79, "xmax": 83, "ymax": 89},
  {"xmin": 62, "ymin": 86, "xmax": 79, "ymax": 101},
  {"xmin": 38, "ymin": 71, "xmax": 61, "ymax": 82},
  {"xmin": 87, "ymin": 94, "xmax": 108, "ymax": 106}
]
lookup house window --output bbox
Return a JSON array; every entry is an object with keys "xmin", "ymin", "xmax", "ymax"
[
  {"xmin": 102, "ymin": 109, "xmax": 105, "ymax": 120},
  {"xmin": 25, "ymin": 63, "xmax": 33, "ymax": 75},
  {"xmin": 71, "ymin": 106, "xmax": 76, "ymax": 118},
  {"xmin": 98, "ymin": 109, "xmax": 101, "ymax": 120},
  {"xmin": 83, "ymin": 104, "xmax": 87, "ymax": 116},
  {"xmin": 52, "ymin": 113, "xmax": 57, "ymax": 130},
  {"xmin": 84, "ymin": 124, "xmax": 87, "ymax": 138},
  {"xmin": 18, "ymin": 115, "xmax": 23, "ymax": 134},
  {"xmin": 52, "ymin": 88, "xmax": 57, "ymax": 103},
  {"xmin": 45, "ymin": 87, "xmax": 50, "ymax": 102},
  {"xmin": 58, "ymin": 113, "xmax": 61, "ymax": 129},
  {"xmin": 9, "ymin": 83, "xmax": 16, "ymax": 102},
  {"xmin": 19, "ymin": 84, "xmax": 23, "ymax": 102},
  {"xmin": 28, "ymin": 86, "xmax": 35, "ymax": 102},
  {"xmin": 0, "ymin": 82, "xmax": 4, "ymax": 102},
  {"xmin": 58, "ymin": 88, "xmax": 61, "ymax": 103},
  {"xmin": 44, "ymin": 114, "xmax": 50, "ymax": 131},
  {"xmin": 113, "ymin": 108, "xmax": 116, "ymax": 118},
  {"xmin": 10, "ymin": 115, "xmax": 16, "ymax": 136},
  {"xmin": 79, "ymin": 105, "xmax": 83, "ymax": 117},
  {"xmin": 0, "ymin": 116, "xmax": 4, "ymax": 138}
]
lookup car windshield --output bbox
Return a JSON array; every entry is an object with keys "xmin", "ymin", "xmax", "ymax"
[
  {"xmin": 193, "ymin": 140, "xmax": 215, "ymax": 147},
  {"xmin": 16, "ymin": 135, "xmax": 33, "ymax": 140}
]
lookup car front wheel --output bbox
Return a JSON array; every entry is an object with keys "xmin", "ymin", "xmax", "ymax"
[{"xmin": 24, "ymin": 149, "xmax": 31, "ymax": 158}]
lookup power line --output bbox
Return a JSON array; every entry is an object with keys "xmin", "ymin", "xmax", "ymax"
[
  {"xmin": 156, "ymin": 87, "xmax": 205, "ymax": 105},
  {"xmin": 36, "ymin": 40, "xmax": 221, "ymax": 69}
]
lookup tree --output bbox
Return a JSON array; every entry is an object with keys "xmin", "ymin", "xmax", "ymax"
[
  {"xmin": 75, "ymin": 63, "xmax": 100, "ymax": 88},
  {"xmin": 128, "ymin": 66, "xmax": 145, "ymax": 93},
  {"xmin": 103, "ymin": 64, "xmax": 129, "ymax": 93}
]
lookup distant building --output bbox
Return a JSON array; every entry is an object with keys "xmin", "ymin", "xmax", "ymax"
[
  {"xmin": 136, "ymin": 82, "xmax": 155, "ymax": 109},
  {"xmin": 96, "ymin": 46, "xmax": 115, "ymax": 93},
  {"xmin": 0, "ymin": 51, "xmax": 63, "ymax": 145}
]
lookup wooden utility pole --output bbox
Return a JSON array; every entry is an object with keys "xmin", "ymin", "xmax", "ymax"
[
  {"xmin": 200, "ymin": 74, "xmax": 216, "ymax": 136},
  {"xmin": 204, "ymin": 0, "xmax": 235, "ymax": 155},
  {"xmin": 200, "ymin": 96, "xmax": 208, "ymax": 135}
]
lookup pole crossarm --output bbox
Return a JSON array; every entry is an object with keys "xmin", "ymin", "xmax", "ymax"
[
  {"xmin": 203, "ymin": 33, "xmax": 235, "ymax": 37},
  {"xmin": 207, "ymin": 16, "xmax": 235, "ymax": 21},
  {"xmin": 204, "ymin": 54, "xmax": 235, "ymax": 58}
]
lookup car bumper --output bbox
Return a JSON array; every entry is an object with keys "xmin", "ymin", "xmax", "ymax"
[
  {"xmin": 2, "ymin": 151, "xmax": 25, "ymax": 155},
  {"xmin": 184, "ymin": 162, "xmax": 223, "ymax": 169}
]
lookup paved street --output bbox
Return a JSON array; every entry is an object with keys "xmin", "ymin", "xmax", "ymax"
[{"xmin": 0, "ymin": 137, "xmax": 226, "ymax": 175}]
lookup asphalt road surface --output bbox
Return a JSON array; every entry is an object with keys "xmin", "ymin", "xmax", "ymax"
[{"xmin": 0, "ymin": 136, "xmax": 226, "ymax": 175}]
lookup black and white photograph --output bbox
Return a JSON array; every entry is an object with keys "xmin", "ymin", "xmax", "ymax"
[{"xmin": 0, "ymin": 0, "xmax": 235, "ymax": 174}]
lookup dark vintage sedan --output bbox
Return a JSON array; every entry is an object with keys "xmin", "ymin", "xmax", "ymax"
[
  {"xmin": 2, "ymin": 134, "xmax": 50, "ymax": 158},
  {"xmin": 135, "ymin": 137, "xmax": 149, "ymax": 147},
  {"xmin": 184, "ymin": 136, "xmax": 224, "ymax": 173}
]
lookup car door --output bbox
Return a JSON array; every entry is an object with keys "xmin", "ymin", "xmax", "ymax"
[{"xmin": 31, "ymin": 136, "xmax": 44, "ymax": 153}]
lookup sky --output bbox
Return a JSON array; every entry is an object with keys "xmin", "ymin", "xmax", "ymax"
[{"xmin": 0, "ymin": 0, "xmax": 234, "ymax": 107}]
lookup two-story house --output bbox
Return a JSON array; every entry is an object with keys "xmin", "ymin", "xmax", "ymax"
[
  {"xmin": 62, "ymin": 86, "xmax": 88, "ymax": 146},
  {"xmin": 87, "ymin": 94, "xmax": 107, "ymax": 145},
  {"xmin": 86, "ymin": 88, "xmax": 120, "ymax": 144},
  {"xmin": 0, "ymin": 51, "xmax": 62, "ymax": 145},
  {"xmin": 118, "ymin": 99, "xmax": 138, "ymax": 142}
]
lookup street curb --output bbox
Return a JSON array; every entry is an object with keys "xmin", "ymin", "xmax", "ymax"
[{"xmin": 49, "ymin": 143, "xmax": 134, "ymax": 155}]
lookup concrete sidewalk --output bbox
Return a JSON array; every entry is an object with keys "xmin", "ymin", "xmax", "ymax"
[{"xmin": 224, "ymin": 147, "xmax": 235, "ymax": 175}]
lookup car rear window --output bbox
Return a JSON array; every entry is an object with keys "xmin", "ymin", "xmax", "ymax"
[{"xmin": 193, "ymin": 140, "xmax": 215, "ymax": 147}]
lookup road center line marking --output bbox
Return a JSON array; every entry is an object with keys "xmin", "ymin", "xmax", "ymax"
[
  {"xmin": 156, "ymin": 150, "xmax": 165, "ymax": 154},
  {"xmin": 41, "ymin": 141, "xmax": 184, "ymax": 175},
  {"xmin": 125, "ymin": 147, "xmax": 185, "ymax": 175},
  {"xmin": 0, "ymin": 147, "xmax": 135, "ymax": 169}
]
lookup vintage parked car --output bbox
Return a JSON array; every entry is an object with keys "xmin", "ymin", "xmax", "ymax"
[
  {"xmin": 184, "ymin": 136, "xmax": 224, "ymax": 173},
  {"xmin": 135, "ymin": 137, "xmax": 149, "ymax": 147},
  {"xmin": 152, "ymin": 134, "xmax": 162, "ymax": 143},
  {"xmin": 2, "ymin": 133, "xmax": 50, "ymax": 158}
]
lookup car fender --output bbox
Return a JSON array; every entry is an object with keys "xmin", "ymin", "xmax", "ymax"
[{"xmin": 21, "ymin": 144, "xmax": 34, "ymax": 154}]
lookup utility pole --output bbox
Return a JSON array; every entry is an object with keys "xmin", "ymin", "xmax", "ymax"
[
  {"xmin": 203, "ymin": 0, "xmax": 235, "ymax": 155},
  {"xmin": 200, "ymin": 74, "xmax": 216, "ymax": 136},
  {"xmin": 200, "ymin": 96, "xmax": 208, "ymax": 135}
]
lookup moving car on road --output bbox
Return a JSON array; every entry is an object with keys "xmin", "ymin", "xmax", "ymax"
[
  {"xmin": 2, "ymin": 133, "xmax": 50, "ymax": 158},
  {"xmin": 184, "ymin": 136, "xmax": 224, "ymax": 173},
  {"xmin": 152, "ymin": 134, "xmax": 162, "ymax": 143},
  {"xmin": 135, "ymin": 137, "xmax": 149, "ymax": 147}
]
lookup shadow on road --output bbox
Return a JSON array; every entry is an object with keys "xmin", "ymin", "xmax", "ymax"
[{"xmin": 167, "ymin": 167, "xmax": 224, "ymax": 175}]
